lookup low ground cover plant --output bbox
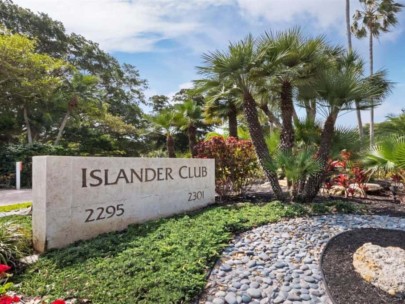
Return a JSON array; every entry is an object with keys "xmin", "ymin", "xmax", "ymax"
[
  {"xmin": 0, "ymin": 201, "xmax": 359, "ymax": 304},
  {"xmin": 0, "ymin": 203, "xmax": 32, "ymax": 214}
]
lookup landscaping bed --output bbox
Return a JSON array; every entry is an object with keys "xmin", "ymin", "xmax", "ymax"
[
  {"xmin": 321, "ymin": 228, "xmax": 405, "ymax": 304},
  {"xmin": 1, "ymin": 200, "xmax": 357, "ymax": 304}
]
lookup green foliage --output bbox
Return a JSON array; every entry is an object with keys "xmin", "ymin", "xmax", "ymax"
[
  {"xmin": 0, "ymin": 203, "xmax": 32, "ymax": 213},
  {"xmin": 375, "ymin": 112, "xmax": 405, "ymax": 137},
  {"xmin": 195, "ymin": 136, "xmax": 259, "ymax": 196},
  {"xmin": 364, "ymin": 136, "xmax": 405, "ymax": 177},
  {"xmin": 0, "ymin": 218, "xmax": 32, "ymax": 268},
  {"xmin": 12, "ymin": 200, "xmax": 360, "ymax": 303},
  {"xmin": 332, "ymin": 201, "xmax": 357, "ymax": 213}
]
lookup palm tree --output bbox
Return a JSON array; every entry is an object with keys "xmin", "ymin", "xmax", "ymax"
[
  {"xmin": 258, "ymin": 29, "xmax": 327, "ymax": 153},
  {"xmin": 365, "ymin": 135, "xmax": 405, "ymax": 174},
  {"xmin": 346, "ymin": 0, "xmax": 365, "ymax": 139},
  {"xmin": 301, "ymin": 52, "xmax": 391, "ymax": 202},
  {"xmin": 198, "ymin": 35, "xmax": 285, "ymax": 200},
  {"xmin": 174, "ymin": 99, "xmax": 204, "ymax": 157},
  {"xmin": 196, "ymin": 78, "xmax": 242, "ymax": 138},
  {"xmin": 375, "ymin": 112, "xmax": 405, "ymax": 137},
  {"xmin": 149, "ymin": 110, "xmax": 177, "ymax": 158},
  {"xmin": 351, "ymin": 0, "xmax": 403, "ymax": 147}
]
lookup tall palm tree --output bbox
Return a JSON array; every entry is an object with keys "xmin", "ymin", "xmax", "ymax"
[
  {"xmin": 351, "ymin": 0, "xmax": 403, "ymax": 147},
  {"xmin": 198, "ymin": 35, "xmax": 285, "ymax": 200},
  {"xmin": 346, "ymin": 0, "xmax": 365, "ymax": 139}
]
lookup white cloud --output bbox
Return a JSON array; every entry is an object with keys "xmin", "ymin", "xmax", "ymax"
[
  {"xmin": 236, "ymin": 0, "xmax": 346, "ymax": 29},
  {"xmin": 13, "ymin": 0, "xmax": 232, "ymax": 52}
]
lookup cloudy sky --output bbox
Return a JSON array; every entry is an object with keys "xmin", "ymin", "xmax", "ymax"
[{"xmin": 14, "ymin": 0, "xmax": 405, "ymax": 126}]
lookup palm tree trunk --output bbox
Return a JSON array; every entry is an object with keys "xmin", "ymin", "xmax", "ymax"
[
  {"xmin": 55, "ymin": 111, "xmax": 70, "ymax": 145},
  {"xmin": 280, "ymin": 81, "xmax": 294, "ymax": 152},
  {"xmin": 369, "ymin": 33, "xmax": 374, "ymax": 147},
  {"xmin": 346, "ymin": 0, "xmax": 352, "ymax": 50},
  {"xmin": 301, "ymin": 109, "xmax": 339, "ymax": 202},
  {"xmin": 167, "ymin": 134, "xmax": 176, "ymax": 158},
  {"xmin": 188, "ymin": 124, "xmax": 197, "ymax": 157},
  {"xmin": 228, "ymin": 103, "xmax": 238, "ymax": 138},
  {"xmin": 260, "ymin": 104, "xmax": 282, "ymax": 128},
  {"xmin": 23, "ymin": 106, "xmax": 33, "ymax": 144},
  {"xmin": 347, "ymin": 0, "xmax": 364, "ymax": 139},
  {"xmin": 305, "ymin": 100, "xmax": 316, "ymax": 123},
  {"xmin": 243, "ymin": 90, "xmax": 285, "ymax": 200}
]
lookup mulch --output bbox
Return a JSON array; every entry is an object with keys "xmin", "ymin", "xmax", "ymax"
[{"xmin": 321, "ymin": 228, "xmax": 405, "ymax": 304}]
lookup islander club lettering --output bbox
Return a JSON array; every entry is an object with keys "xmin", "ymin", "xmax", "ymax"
[{"xmin": 82, "ymin": 166, "xmax": 208, "ymax": 187}]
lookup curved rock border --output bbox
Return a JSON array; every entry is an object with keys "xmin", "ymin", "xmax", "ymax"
[{"xmin": 199, "ymin": 215, "xmax": 405, "ymax": 304}]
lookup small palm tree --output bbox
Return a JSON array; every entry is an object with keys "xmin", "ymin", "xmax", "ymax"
[
  {"xmin": 149, "ymin": 110, "xmax": 177, "ymax": 158},
  {"xmin": 351, "ymin": 0, "xmax": 403, "ymax": 146},
  {"xmin": 174, "ymin": 99, "xmax": 204, "ymax": 157},
  {"xmin": 364, "ymin": 136, "xmax": 405, "ymax": 174},
  {"xmin": 196, "ymin": 78, "xmax": 242, "ymax": 138}
]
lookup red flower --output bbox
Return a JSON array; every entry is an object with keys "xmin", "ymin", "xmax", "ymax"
[
  {"xmin": 0, "ymin": 264, "xmax": 11, "ymax": 273},
  {"xmin": 51, "ymin": 300, "xmax": 66, "ymax": 304},
  {"xmin": 0, "ymin": 295, "xmax": 20, "ymax": 304}
]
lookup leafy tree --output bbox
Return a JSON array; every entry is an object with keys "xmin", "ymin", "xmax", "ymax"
[
  {"xmin": 149, "ymin": 95, "xmax": 170, "ymax": 113},
  {"xmin": 351, "ymin": 0, "xmax": 403, "ymax": 146},
  {"xmin": 0, "ymin": 31, "xmax": 67, "ymax": 144}
]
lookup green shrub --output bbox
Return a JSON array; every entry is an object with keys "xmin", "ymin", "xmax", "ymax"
[
  {"xmin": 333, "ymin": 201, "xmax": 357, "ymax": 213},
  {"xmin": 311, "ymin": 203, "xmax": 330, "ymax": 214}
]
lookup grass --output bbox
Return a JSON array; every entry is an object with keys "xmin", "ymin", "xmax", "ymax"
[
  {"xmin": 0, "ymin": 202, "xmax": 32, "ymax": 213},
  {"xmin": 6, "ymin": 200, "xmax": 360, "ymax": 304}
]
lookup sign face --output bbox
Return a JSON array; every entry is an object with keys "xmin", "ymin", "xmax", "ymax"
[{"xmin": 32, "ymin": 156, "xmax": 215, "ymax": 252}]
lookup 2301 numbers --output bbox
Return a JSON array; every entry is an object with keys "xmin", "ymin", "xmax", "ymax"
[
  {"xmin": 85, "ymin": 204, "xmax": 124, "ymax": 223},
  {"xmin": 188, "ymin": 191, "xmax": 204, "ymax": 201}
]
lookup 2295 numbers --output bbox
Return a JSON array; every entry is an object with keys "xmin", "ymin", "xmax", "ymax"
[{"xmin": 85, "ymin": 204, "xmax": 124, "ymax": 223}]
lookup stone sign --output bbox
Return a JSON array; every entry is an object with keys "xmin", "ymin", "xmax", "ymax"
[{"xmin": 32, "ymin": 156, "xmax": 215, "ymax": 252}]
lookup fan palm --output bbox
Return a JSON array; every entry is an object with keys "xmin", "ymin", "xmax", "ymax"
[
  {"xmin": 301, "ymin": 51, "xmax": 391, "ymax": 201},
  {"xmin": 196, "ymin": 77, "xmax": 242, "ymax": 138},
  {"xmin": 198, "ymin": 35, "xmax": 284, "ymax": 199},
  {"xmin": 258, "ymin": 29, "xmax": 329, "ymax": 153},
  {"xmin": 174, "ymin": 99, "xmax": 204, "ymax": 157},
  {"xmin": 351, "ymin": 0, "xmax": 403, "ymax": 146},
  {"xmin": 149, "ymin": 110, "xmax": 177, "ymax": 158},
  {"xmin": 364, "ymin": 136, "xmax": 405, "ymax": 174}
]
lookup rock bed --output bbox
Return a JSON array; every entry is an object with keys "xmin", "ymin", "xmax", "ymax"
[{"xmin": 200, "ymin": 215, "xmax": 405, "ymax": 304}]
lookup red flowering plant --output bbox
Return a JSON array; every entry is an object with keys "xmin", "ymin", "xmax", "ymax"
[{"xmin": 195, "ymin": 136, "xmax": 259, "ymax": 198}]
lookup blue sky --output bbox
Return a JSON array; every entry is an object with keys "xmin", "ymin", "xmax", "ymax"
[{"xmin": 14, "ymin": 0, "xmax": 405, "ymax": 127}]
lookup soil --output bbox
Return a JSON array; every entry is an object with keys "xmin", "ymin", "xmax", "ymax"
[{"xmin": 321, "ymin": 229, "xmax": 405, "ymax": 304}]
